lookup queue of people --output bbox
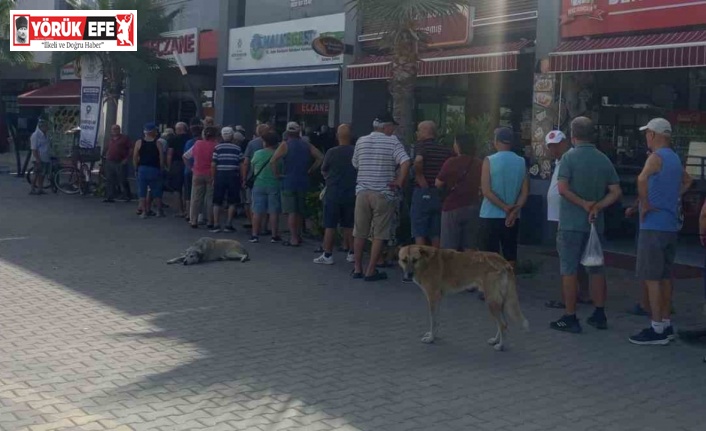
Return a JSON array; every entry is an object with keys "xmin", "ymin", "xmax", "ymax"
[{"xmin": 90, "ymin": 112, "xmax": 706, "ymax": 348}]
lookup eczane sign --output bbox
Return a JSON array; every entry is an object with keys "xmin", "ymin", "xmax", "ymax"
[{"xmin": 144, "ymin": 28, "xmax": 199, "ymax": 67}]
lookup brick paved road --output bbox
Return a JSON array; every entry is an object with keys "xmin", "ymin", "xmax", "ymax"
[{"xmin": 1, "ymin": 176, "xmax": 705, "ymax": 431}]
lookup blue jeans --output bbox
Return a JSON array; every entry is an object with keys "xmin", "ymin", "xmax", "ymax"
[{"xmin": 410, "ymin": 187, "xmax": 442, "ymax": 239}]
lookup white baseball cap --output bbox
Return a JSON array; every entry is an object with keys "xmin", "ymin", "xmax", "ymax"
[
  {"xmin": 286, "ymin": 121, "xmax": 301, "ymax": 133},
  {"xmin": 639, "ymin": 118, "xmax": 672, "ymax": 135},
  {"xmin": 545, "ymin": 130, "xmax": 566, "ymax": 147}
]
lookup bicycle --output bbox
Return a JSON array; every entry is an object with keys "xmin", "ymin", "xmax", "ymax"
[
  {"xmin": 25, "ymin": 157, "xmax": 60, "ymax": 193},
  {"xmin": 54, "ymin": 146, "xmax": 105, "ymax": 196}
]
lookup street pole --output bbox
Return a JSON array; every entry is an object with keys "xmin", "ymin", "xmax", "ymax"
[{"xmin": 172, "ymin": 50, "xmax": 203, "ymax": 120}]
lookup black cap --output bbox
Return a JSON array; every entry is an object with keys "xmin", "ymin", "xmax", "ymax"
[
  {"xmin": 16, "ymin": 16, "xmax": 28, "ymax": 29},
  {"xmin": 375, "ymin": 113, "xmax": 398, "ymax": 125}
]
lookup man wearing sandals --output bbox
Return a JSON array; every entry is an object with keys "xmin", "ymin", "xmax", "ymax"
[
  {"xmin": 29, "ymin": 120, "xmax": 51, "ymax": 195},
  {"xmin": 351, "ymin": 114, "xmax": 410, "ymax": 282},
  {"xmin": 544, "ymin": 130, "xmax": 591, "ymax": 310},
  {"xmin": 550, "ymin": 117, "xmax": 622, "ymax": 334}
]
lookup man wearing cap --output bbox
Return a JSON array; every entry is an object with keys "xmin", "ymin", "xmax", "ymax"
[
  {"xmin": 210, "ymin": 126, "xmax": 244, "ymax": 233},
  {"xmin": 629, "ymin": 118, "xmax": 692, "ymax": 345},
  {"xmin": 544, "ymin": 130, "xmax": 592, "ymax": 309},
  {"xmin": 271, "ymin": 122, "xmax": 324, "ymax": 246},
  {"xmin": 479, "ymin": 127, "xmax": 529, "ymax": 268},
  {"xmin": 550, "ymin": 116, "xmax": 622, "ymax": 334},
  {"xmin": 29, "ymin": 119, "xmax": 51, "ymax": 195},
  {"xmin": 351, "ymin": 114, "xmax": 411, "ymax": 282},
  {"xmin": 242, "ymin": 124, "xmax": 270, "ymax": 230},
  {"xmin": 15, "ymin": 16, "xmax": 28, "ymax": 44},
  {"xmin": 103, "ymin": 124, "xmax": 133, "ymax": 203}
]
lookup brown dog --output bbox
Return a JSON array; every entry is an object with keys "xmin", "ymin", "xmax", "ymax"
[{"xmin": 398, "ymin": 245, "xmax": 529, "ymax": 351}]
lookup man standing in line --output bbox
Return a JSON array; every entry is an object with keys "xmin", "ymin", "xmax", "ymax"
[
  {"xmin": 210, "ymin": 126, "xmax": 243, "ymax": 233},
  {"xmin": 182, "ymin": 119, "xmax": 203, "ymax": 223},
  {"xmin": 351, "ymin": 115, "xmax": 410, "ymax": 281},
  {"xmin": 629, "ymin": 118, "xmax": 692, "ymax": 345},
  {"xmin": 543, "ymin": 130, "xmax": 591, "ymax": 309},
  {"xmin": 550, "ymin": 117, "xmax": 622, "ymax": 334},
  {"xmin": 271, "ymin": 122, "xmax": 324, "ymax": 247},
  {"xmin": 242, "ymin": 124, "xmax": 270, "ymax": 230},
  {"xmin": 167, "ymin": 122, "xmax": 190, "ymax": 217},
  {"xmin": 29, "ymin": 120, "xmax": 51, "ymax": 195},
  {"xmin": 479, "ymin": 127, "xmax": 529, "ymax": 266},
  {"xmin": 411, "ymin": 121, "xmax": 452, "ymax": 248},
  {"xmin": 314, "ymin": 123, "xmax": 357, "ymax": 265},
  {"xmin": 103, "ymin": 125, "xmax": 133, "ymax": 203}
]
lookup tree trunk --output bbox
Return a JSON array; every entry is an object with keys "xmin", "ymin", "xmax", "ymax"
[{"xmin": 389, "ymin": 36, "xmax": 418, "ymax": 146}]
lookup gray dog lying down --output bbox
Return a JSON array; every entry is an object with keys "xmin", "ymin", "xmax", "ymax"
[{"xmin": 167, "ymin": 237, "xmax": 250, "ymax": 265}]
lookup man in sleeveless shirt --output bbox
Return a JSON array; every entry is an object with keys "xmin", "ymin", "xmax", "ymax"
[{"xmin": 629, "ymin": 118, "xmax": 692, "ymax": 345}]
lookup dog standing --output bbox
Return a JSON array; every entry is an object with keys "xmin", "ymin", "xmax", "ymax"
[
  {"xmin": 398, "ymin": 245, "xmax": 528, "ymax": 351},
  {"xmin": 167, "ymin": 237, "xmax": 249, "ymax": 265}
]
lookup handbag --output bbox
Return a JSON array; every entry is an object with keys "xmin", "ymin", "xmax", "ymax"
[{"xmin": 245, "ymin": 156, "xmax": 272, "ymax": 189}]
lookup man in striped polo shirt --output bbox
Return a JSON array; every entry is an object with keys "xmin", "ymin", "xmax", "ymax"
[
  {"xmin": 412, "ymin": 121, "xmax": 452, "ymax": 248},
  {"xmin": 352, "ymin": 114, "xmax": 411, "ymax": 282},
  {"xmin": 210, "ymin": 127, "xmax": 244, "ymax": 233}
]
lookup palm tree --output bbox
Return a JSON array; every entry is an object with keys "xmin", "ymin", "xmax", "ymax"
[
  {"xmin": 350, "ymin": 0, "xmax": 467, "ymax": 141},
  {"xmin": 54, "ymin": 0, "xmax": 180, "ymax": 136},
  {"xmin": 0, "ymin": 0, "xmax": 34, "ymax": 153}
]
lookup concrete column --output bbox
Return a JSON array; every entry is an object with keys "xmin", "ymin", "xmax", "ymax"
[
  {"xmin": 122, "ymin": 74, "xmax": 157, "ymax": 140},
  {"xmin": 338, "ymin": 6, "xmax": 359, "ymax": 124},
  {"xmin": 215, "ymin": 0, "xmax": 254, "ymax": 129},
  {"xmin": 536, "ymin": 0, "xmax": 561, "ymax": 62}
]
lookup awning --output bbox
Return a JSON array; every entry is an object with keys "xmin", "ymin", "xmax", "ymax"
[
  {"xmin": 346, "ymin": 40, "xmax": 532, "ymax": 81},
  {"xmin": 17, "ymin": 80, "xmax": 81, "ymax": 107},
  {"xmin": 549, "ymin": 30, "xmax": 706, "ymax": 73},
  {"xmin": 222, "ymin": 67, "xmax": 340, "ymax": 88}
]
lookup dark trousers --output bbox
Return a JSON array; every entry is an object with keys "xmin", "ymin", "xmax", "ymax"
[
  {"xmin": 480, "ymin": 217, "xmax": 520, "ymax": 262},
  {"xmin": 105, "ymin": 160, "xmax": 131, "ymax": 200}
]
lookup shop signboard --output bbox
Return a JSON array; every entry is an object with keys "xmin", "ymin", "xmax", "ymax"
[
  {"xmin": 359, "ymin": 6, "xmax": 473, "ymax": 49},
  {"xmin": 79, "ymin": 55, "xmax": 103, "ymax": 149},
  {"xmin": 144, "ymin": 28, "xmax": 199, "ymax": 67},
  {"xmin": 530, "ymin": 74, "xmax": 557, "ymax": 179},
  {"xmin": 60, "ymin": 62, "xmax": 80, "ymax": 80},
  {"xmin": 561, "ymin": 0, "xmax": 706, "ymax": 38},
  {"xmin": 228, "ymin": 14, "xmax": 345, "ymax": 71},
  {"xmin": 294, "ymin": 103, "xmax": 329, "ymax": 115}
]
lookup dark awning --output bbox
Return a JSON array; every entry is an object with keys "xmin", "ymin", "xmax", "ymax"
[{"xmin": 17, "ymin": 80, "xmax": 81, "ymax": 107}]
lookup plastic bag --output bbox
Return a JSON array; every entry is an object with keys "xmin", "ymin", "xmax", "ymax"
[{"xmin": 580, "ymin": 224, "xmax": 604, "ymax": 267}]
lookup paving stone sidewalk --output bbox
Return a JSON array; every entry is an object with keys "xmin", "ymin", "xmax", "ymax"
[{"xmin": 0, "ymin": 176, "xmax": 705, "ymax": 431}]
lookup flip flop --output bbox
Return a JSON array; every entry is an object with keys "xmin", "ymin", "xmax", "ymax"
[
  {"xmin": 282, "ymin": 241, "xmax": 301, "ymax": 247},
  {"xmin": 351, "ymin": 270, "xmax": 363, "ymax": 279},
  {"xmin": 364, "ymin": 270, "xmax": 388, "ymax": 282},
  {"xmin": 545, "ymin": 300, "xmax": 565, "ymax": 309}
]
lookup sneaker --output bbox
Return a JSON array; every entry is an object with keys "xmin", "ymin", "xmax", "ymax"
[
  {"xmin": 224, "ymin": 226, "xmax": 236, "ymax": 233},
  {"xmin": 550, "ymin": 315, "xmax": 583, "ymax": 334},
  {"xmin": 587, "ymin": 313, "xmax": 608, "ymax": 330},
  {"xmin": 629, "ymin": 327, "xmax": 669, "ymax": 346},
  {"xmin": 270, "ymin": 236, "xmax": 283, "ymax": 243},
  {"xmin": 147, "ymin": 210, "xmax": 156, "ymax": 217},
  {"xmin": 210, "ymin": 226, "xmax": 222, "ymax": 233},
  {"xmin": 140, "ymin": 212, "xmax": 150, "ymax": 219},
  {"xmin": 249, "ymin": 236, "xmax": 259, "ymax": 243},
  {"xmin": 663, "ymin": 325, "xmax": 676, "ymax": 341},
  {"xmin": 346, "ymin": 252, "xmax": 355, "ymax": 263},
  {"xmin": 313, "ymin": 254, "xmax": 334, "ymax": 265}
]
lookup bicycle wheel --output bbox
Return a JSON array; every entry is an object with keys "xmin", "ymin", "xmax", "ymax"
[
  {"xmin": 54, "ymin": 167, "xmax": 81, "ymax": 195},
  {"xmin": 26, "ymin": 166, "xmax": 55, "ymax": 189}
]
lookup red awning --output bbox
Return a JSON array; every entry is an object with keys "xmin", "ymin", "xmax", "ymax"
[
  {"xmin": 346, "ymin": 40, "xmax": 532, "ymax": 81},
  {"xmin": 17, "ymin": 80, "xmax": 81, "ymax": 107},
  {"xmin": 549, "ymin": 30, "xmax": 706, "ymax": 73}
]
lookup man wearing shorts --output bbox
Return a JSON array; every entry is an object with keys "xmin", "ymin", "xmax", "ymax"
[
  {"xmin": 242, "ymin": 124, "xmax": 270, "ymax": 230},
  {"xmin": 314, "ymin": 124, "xmax": 356, "ymax": 265},
  {"xmin": 411, "ymin": 120, "xmax": 452, "ymax": 248},
  {"xmin": 29, "ymin": 120, "xmax": 51, "ymax": 195},
  {"xmin": 210, "ymin": 127, "xmax": 243, "ymax": 233},
  {"xmin": 550, "ymin": 117, "xmax": 622, "ymax": 334},
  {"xmin": 271, "ymin": 122, "xmax": 323, "ymax": 247},
  {"xmin": 351, "ymin": 114, "xmax": 410, "ymax": 281},
  {"xmin": 629, "ymin": 118, "xmax": 691, "ymax": 345}
]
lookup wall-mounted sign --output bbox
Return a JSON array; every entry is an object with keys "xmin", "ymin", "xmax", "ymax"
[
  {"xmin": 290, "ymin": 0, "xmax": 312, "ymax": 8},
  {"xmin": 312, "ymin": 36, "xmax": 345, "ymax": 58},
  {"xmin": 144, "ymin": 28, "xmax": 199, "ymax": 67},
  {"xmin": 360, "ymin": 6, "xmax": 473, "ymax": 49},
  {"xmin": 294, "ymin": 103, "xmax": 329, "ymax": 115},
  {"xmin": 561, "ymin": 0, "xmax": 706, "ymax": 38},
  {"xmin": 228, "ymin": 13, "xmax": 345, "ymax": 71},
  {"xmin": 60, "ymin": 62, "xmax": 80, "ymax": 80}
]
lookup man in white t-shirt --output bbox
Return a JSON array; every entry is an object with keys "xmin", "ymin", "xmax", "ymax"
[{"xmin": 544, "ymin": 130, "xmax": 590, "ymax": 308}]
